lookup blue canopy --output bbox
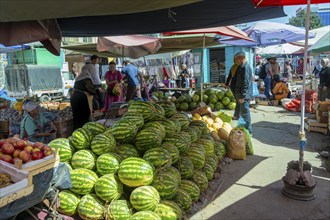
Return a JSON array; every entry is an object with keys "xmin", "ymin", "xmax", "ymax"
[
  {"xmin": 0, "ymin": 44, "xmax": 30, "ymax": 54},
  {"xmin": 0, "ymin": 88, "xmax": 16, "ymax": 102}
]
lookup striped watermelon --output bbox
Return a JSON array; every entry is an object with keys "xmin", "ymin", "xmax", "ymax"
[
  {"xmin": 95, "ymin": 174, "xmax": 123, "ymax": 202},
  {"xmin": 107, "ymin": 200, "xmax": 132, "ymax": 220},
  {"xmin": 71, "ymin": 128, "xmax": 93, "ymax": 149},
  {"xmin": 158, "ymin": 101, "xmax": 177, "ymax": 118},
  {"xmin": 143, "ymin": 121, "xmax": 166, "ymax": 140},
  {"xmin": 153, "ymin": 103, "xmax": 166, "ymax": 120},
  {"xmin": 128, "ymin": 100, "xmax": 156, "ymax": 122},
  {"xmin": 152, "ymin": 172, "xmax": 178, "ymax": 199},
  {"xmin": 182, "ymin": 127, "xmax": 198, "ymax": 143},
  {"xmin": 201, "ymin": 132, "xmax": 214, "ymax": 141},
  {"xmin": 172, "ymin": 188, "xmax": 192, "ymax": 212},
  {"xmin": 203, "ymin": 163, "xmax": 215, "ymax": 181},
  {"xmin": 168, "ymin": 118, "xmax": 181, "ymax": 132},
  {"xmin": 48, "ymin": 138, "xmax": 73, "ymax": 162},
  {"xmin": 161, "ymin": 143, "xmax": 180, "ymax": 164},
  {"xmin": 158, "ymin": 200, "xmax": 182, "ymax": 220},
  {"xmin": 111, "ymin": 118, "xmax": 137, "ymax": 143},
  {"xmin": 187, "ymin": 145, "xmax": 206, "ymax": 169},
  {"xmin": 197, "ymin": 138, "xmax": 215, "ymax": 156},
  {"xmin": 189, "ymin": 120, "xmax": 208, "ymax": 134},
  {"xmin": 130, "ymin": 186, "xmax": 160, "ymax": 211},
  {"xmin": 115, "ymin": 143, "xmax": 139, "ymax": 159},
  {"xmin": 214, "ymin": 141, "xmax": 226, "ymax": 161},
  {"xmin": 91, "ymin": 132, "xmax": 116, "ymax": 155},
  {"xmin": 131, "ymin": 211, "xmax": 161, "ymax": 220},
  {"xmin": 82, "ymin": 122, "xmax": 106, "ymax": 136},
  {"xmin": 175, "ymin": 157, "xmax": 194, "ymax": 179},
  {"xmin": 171, "ymin": 113, "xmax": 190, "ymax": 129},
  {"xmin": 191, "ymin": 170, "xmax": 208, "ymax": 191},
  {"xmin": 162, "ymin": 166, "xmax": 181, "ymax": 185},
  {"xmin": 157, "ymin": 119, "xmax": 177, "ymax": 135},
  {"xmin": 71, "ymin": 150, "xmax": 96, "ymax": 170},
  {"xmin": 163, "ymin": 133, "xmax": 191, "ymax": 154},
  {"xmin": 189, "ymin": 126, "xmax": 202, "ymax": 139},
  {"xmin": 143, "ymin": 148, "xmax": 171, "ymax": 168},
  {"xmin": 180, "ymin": 180, "xmax": 200, "ymax": 202},
  {"xmin": 58, "ymin": 190, "xmax": 80, "ymax": 216},
  {"xmin": 70, "ymin": 168, "xmax": 98, "ymax": 195},
  {"xmin": 206, "ymin": 155, "xmax": 218, "ymax": 171},
  {"xmin": 154, "ymin": 203, "xmax": 179, "ymax": 220},
  {"xmin": 122, "ymin": 112, "xmax": 144, "ymax": 129},
  {"xmin": 118, "ymin": 157, "xmax": 154, "ymax": 187},
  {"xmin": 78, "ymin": 194, "xmax": 104, "ymax": 220},
  {"xmin": 96, "ymin": 153, "xmax": 120, "ymax": 175},
  {"xmin": 134, "ymin": 128, "xmax": 162, "ymax": 151}
]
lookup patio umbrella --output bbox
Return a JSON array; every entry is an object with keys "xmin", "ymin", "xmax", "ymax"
[
  {"xmin": 97, "ymin": 35, "xmax": 162, "ymax": 59},
  {"xmin": 308, "ymin": 32, "xmax": 330, "ymax": 56},
  {"xmin": 257, "ymin": 43, "xmax": 304, "ymax": 55}
]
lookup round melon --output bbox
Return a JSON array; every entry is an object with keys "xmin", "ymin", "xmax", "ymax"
[
  {"xmin": 216, "ymin": 90, "xmax": 225, "ymax": 100},
  {"xmin": 187, "ymin": 145, "xmax": 206, "ymax": 169},
  {"xmin": 189, "ymin": 126, "xmax": 201, "ymax": 139},
  {"xmin": 115, "ymin": 144, "xmax": 139, "ymax": 159},
  {"xmin": 134, "ymin": 127, "xmax": 163, "ymax": 151},
  {"xmin": 191, "ymin": 170, "xmax": 208, "ymax": 191},
  {"xmin": 48, "ymin": 138, "xmax": 73, "ymax": 162},
  {"xmin": 128, "ymin": 100, "xmax": 156, "ymax": 122},
  {"xmin": 225, "ymin": 89, "xmax": 234, "ymax": 98},
  {"xmin": 95, "ymin": 174, "xmax": 123, "ymax": 202},
  {"xmin": 71, "ymin": 128, "xmax": 93, "ymax": 150},
  {"xmin": 70, "ymin": 169, "xmax": 98, "ymax": 195},
  {"xmin": 209, "ymin": 94, "xmax": 218, "ymax": 104},
  {"xmin": 91, "ymin": 132, "xmax": 116, "ymax": 155},
  {"xmin": 162, "ymin": 166, "xmax": 181, "ymax": 184},
  {"xmin": 143, "ymin": 121, "xmax": 166, "ymax": 140},
  {"xmin": 131, "ymin": 211, "xmax": 161, "ymax": 220},
  {"xmin": 172, "ymin": 188, "xmax": 192, "ymax": 212},
  {"xmin": 197, "ymin": 138, "xmax": 215, "ymax": 156},
  {"xmin": 96, "ymin": 153, "xmax": 120, "ymax": 175},
  {"xmin": 143, "ymin": 148, "xmax": 171, "ymax": 168},
  {"xmin": 71, "ymin": 150, "xmax": 96, "ymax": 170},
  {"xmin": 189, "ymin": 120, "xmax": 208, "ymax": 134},
  {"xmin": 182, "ymin": 127, "xmax": 198, "ymax": 143},
  {"xmin": 203, "ymin": 163, "xmax": 215, "ymax": 181},
  {"xmin": 82, "ymin": 122, "xmax": 106, "ymax": 136},
  {"xmin": 189, "ymin": 102, "xmax": 198, "ymax": 110},
  {"xmin": 152, "ymin": 172, "xmax": 178, "ymax": 199},
  {"xmin": 192, "ymin": 94, "xmax": 200, "ymax": 102},
  {"xmin": 163, "ymin": 132, "xmax": 191, "ymax": 154},
  {"xmin": 107, "ymin": 200, "xmax": 132, "ymax": 220},
  {"xmin": 180, "ymin": 180, "xmax": 200, "ymax": 202},
  {"xmin": 168, "ymin": 118, "xmax": 181, "ymax": 132},
  {"xmin": 205, "ymin": 155, "xmax": 218, "ymax": 171},
  {"xmin": 161, "ymin": 143, "xmax": 180, "ymax": 164},
  {"xmin": 122, "ymin": 112, "xmax": 144, "ymax": 129},
  {"xmin": 157, "ymin": 200, "xmax": 182, "ymax": 220},
  {"xmin": 58, "ymin": 191, "xmax": 80, "ymax": 216},
  {"xmin": 118, "ymin": 157, "xmax": 154, "ymax": 187},
  {"xmin": 222, "ymin": 97, "xmax": 231, "ymax": 106},
  {"xmin": 177, "ymin": 96, "xmax": 186, "ymax": 103},
  {"xmin": 111, "ymin": 118, "xmax": 137, "ymax": 143},
  {"xmin": 157, "ymin": 119, "xmax": 177, "ymax": 136},
  {"xmin": 228, "ymin": 102, "xmax": 237, "ymax": 110},
  {"xmin": 130, "ymin": 186, "xmax": 160, "ymax": 211},
  {"xmin": 215, "ymin": 102, "xmax": 225, "ymax": 111},
  {"xmin": 175, "ymin": 157, "xmax": 194, "ymax": 179},
  {"xmin": 179, "ymin": 102, "xmax": 189, "ymax": 111},
  {"xmin": 153, "ymin": 103, "xmax": 166, "ymax": 120},
  {"xmin": 171, "ymin": 113, "xmax": 190, "ymax": 129},
  {"xmin": 158, "ymin": 101, "xmax": 177, "ymax": 118},
  {"xmin": 78, "ymin": 194, "xmax": 104, "ymax": 220}
]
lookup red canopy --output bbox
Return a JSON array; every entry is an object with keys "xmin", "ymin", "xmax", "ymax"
[
  {"xmin": 252, "ymin": 0, "xmax": 329, "ymax": 7},
  {"xmin": 163, "ymin": 26, "xmax": 254, "ymax": 42}
]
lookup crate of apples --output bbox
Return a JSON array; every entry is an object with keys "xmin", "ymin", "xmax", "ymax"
[{"xmin": 0, "ymin": 138, "xmax": 54, "ymax": 165}]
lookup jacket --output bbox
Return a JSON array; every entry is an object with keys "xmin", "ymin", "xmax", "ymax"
[{"xmin": 233, "ymin": 62, "xmax": 253, "ymax": 100}]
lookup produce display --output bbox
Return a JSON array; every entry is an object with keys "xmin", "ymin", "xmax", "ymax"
[
  {"xmin": 48, "ymin": 100, "xmax": 231, "ymax": 220},
  {"xmin": 0, "ymin": 172, "xmax": 12, "ymax": 188},
  {"xmin": 0, "ymin": 138, "xmax": 54, "ymax": 164}
]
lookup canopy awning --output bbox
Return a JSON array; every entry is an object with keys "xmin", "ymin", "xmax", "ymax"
[
  {"xmin": 308, "ymin": 32, "xmax": 330, "ymax": 55},
  {"xmin": 252, "ymin": 0, "xmax": 329, "ymax": 6}
]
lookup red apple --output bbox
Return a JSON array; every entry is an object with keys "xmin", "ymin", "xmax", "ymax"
[
  {"xmin": 41, "ymin": 145, "xmax": 51, "ymax": 152},
  {"xmin": 6, "ymin": 138, "xmax": 17, "ymax": 145},
  {"xmin": 19, "ymin": 150, "xmax": 31, "ymax": 162},
  {"xmin": 12, "ymin": 157, "xmax": 23, "ymax": 165},
  {"xmin": 0, "ymin": 139, "xmax": 6, "ymax": 147},
  {"xmin": 23, "ymin": 146, "xmax": 34, "ymax": 153},
  {"xmin": 13, "ymin": 149, "xmax": 22, "ymax": 158},
  {"xmin": 32, "ymin": 151, "xmax": 44, "ymax": 160},
  {"xmin": 15, "ymin": 140, "xmax": 26, "ymax": 150},
  {"xmin": 0, "ymin": 154, "xmax": 12, "ymax": 163},
  {"xmin": 43, "ymin": 150, "xmax": 54, "ymax": 157},
  {"xmin": 1, "ymin": 143, "xmax": 15, "ymax": 155},
  {"xmin": 33, "ymin": 142, "xmax": 44, "ymax": 150}
]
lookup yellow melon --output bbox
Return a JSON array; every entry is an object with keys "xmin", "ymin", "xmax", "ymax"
[
  {"xmin": 206, "ymin": 118, "xmax": 214, "ymax": 126},
  {"xmin": 210, "ymin": 131, "xmax": 221, "ymax": 141},
  {"xmin": 218, "ymin": 127, "xmax": 231, "ymax": 141},
  {"xmin": 212, "ymin": 122, "xmax": 222, "ymax": 131},
  {"xmin": 193, "ymin": 113, "xmax": 202, "ymax": 120}
]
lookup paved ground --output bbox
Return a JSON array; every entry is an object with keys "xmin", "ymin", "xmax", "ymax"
[{"xmin": 191, "ymin": 106, "xmax": 330, "ymax": 220}]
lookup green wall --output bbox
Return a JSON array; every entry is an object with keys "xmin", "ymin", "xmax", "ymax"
[{"xmin": 15, "ymin": 48, "xmax": 61, "ymax": 67}]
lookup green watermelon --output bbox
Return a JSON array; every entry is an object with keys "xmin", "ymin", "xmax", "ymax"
[
  {"xmin": 189, "ymin": 120, "xmax": 208, "ymax": 134},
  {"xmin": 143, "ymin": 148, "xmax": 171, "ymax": 168},
  {"xmin": 175, "ymin": 157, "xmax": 194, "ymax": 179},
  {"xmin": 82, "ymin": 122, "xmax": 106, "ymax": 136},
  {"xmin": 70, "ymin": 168, "xmax": 98, "ymax": 195},
  {"xmin": 152, "ymin": 172, "xmax": 178, "ymax": 200},
  {"xmin": 189, "ymin": 102, "xmax": 198, "ymax": 110},
  {"xmin": 71, "ymin": 150, "xmax": 96, "ymax": 170},
  {"xmin": 189, "ymin": 126, "xmax": 201, "ymax": 139},
  {"xmin": 187, "ymin": 145, "xmax": 206, "ymax": 169},
  {"xmin": 177, "ymin": 96, "xmax": 186, "ymax": 103},
  {"xmin": 163, "ymin": 133, "xmax": 190, "ymax": 154},
  {"xmin": 128, "ymin": 100, "xmax": 156, "ymax": 122},
  {"xmin": 172, "ymin": 188, "xmax": 192, "ymax": 212},
  {"xmin": 158, "ymin": 91, "xmax": 164, "ymax": 99},
  {"xmin": 171, "ymin": 113, "xmax": 190, "ymax": 129},
  {"xmin": 158, "ymin": 101, "xmax": 177, "ymax": 118},
  {"xmin": 58, "ymin": 191, "xmax": 80, "ymax": 216},
  {"xmin": 153, "ymin": 103, "xmax": 166, "ymax": 120},
  {"xmin": 222, "ymin": 97, "xmax": 231, "ymax": 106},
  {"xmin": 131, "ymin": 211, "xmax": 161, "ymax": 220},
  {"xmin": 225, "ymin": 89, "xmax": 234, "ymax": 98},
  {"xmin": 168, "ymin": 118, "xmax": 181, "ymax": 132},
  {"xmin": 184, "ymin": 94, "xmax": 192, "ymax": 103},
  {"xmin": 115, "ymin": 143, "xmax": 140, "ymax": 159},
  {"xmin": 111, "ymin": 118, "xmax": 137, "ymax": 143},
  {"xmin": 48, "ymin": 138, "xmax": 73, "ymax": 162},
  {"xmin": 228, "ymin": 102, "xmax": 236, "ymax": 110},
  {"xmin": 143, "ymin": 121, "xmax": 166, "ymax": 140},
  {"xmin": 95, "ymin": 174, "xmax": 123, "ymax": 202},
  {"xmin": 203, "ymin": 162, "xmax": 215, "ymax": 181},
  {"xmin": 192, "ymin": 94, "xmax": 200, "ymax": 102},
  {"xmin": 134, "ymin": 127, "xmax": 163, "ymax": 151},
  {"xmin": 162, "ymin": 166, "xmax": 181, "ymax": 184},
  {"xmin": 216, "ymin": 90, "xmax": 225, "ymax": 100},
  {"xmin": 180, "ymin": 180, "xmax": 200, "ymax": 202},
  {"xmin": 130, "ymin": 186, "xmax": 160, "ymax": 211},
  {"xmin": 118, "ymin": 157, "xmax": 154, "ymax": 187},
  {"xmin": 157, "ymin": 200, "xmax": 182, "ymax": 220},
  {"xmin": 214, "ymin": 141, "xmax": 226, "ymax": 161},
  {"xmin": 191, "ymin": 170, "xmax": 208, "ymax": 191},
  {"xmin": 161, "ymin": 143, "xmax": 180, "ymax": 164},
  {"xmin": 182, "ymin": 127, "xmax": 198, "ymax": 143},
  {"xmin": 91, "ymin": 132, "xmax": 116, "ymax": 155},
  {"xmin": 107, "ymin": 200, "xmax": 132, "ymax": 220},
  {"xmin": 71, "ymin": 128, "xmax": 93, "ymax": 150},
  {"xmin": 205, "ymin": 155, "xmax": 218, "ymax": 171},
  {"xmin": 179, "ymin": 102, "xmax": 189, "ymax": 111},
  {"xmin": 196, "ymin": 138, "xmax": 215, "ymax": 156},
  {"xmin": 77, "ymin": 194, "xmax": 104, "ymax": 220},
  {"xmin": 209, "ymin": 94, "xmax": 218, "ymax": 104},
  {"xmin": 215, "ymin": 102, "xmax": 225, "ymax": 111},
  {"xmin": 157, "ymin": 119, "xmax": 177, "ymax": 135},
  {"xmin": 202, "ymin": 94, "xmax": 209, "ymax": 103},
  {"xmin": 122, "ymin": 112, "xmax": 144, "ymax": 129},
  {"xmin": 96, "ymin": 153, "xmax": 120, "ymax": 175}
]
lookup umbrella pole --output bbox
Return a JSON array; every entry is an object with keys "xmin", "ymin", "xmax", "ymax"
[
  {"xmin": 21, "ymin": 45, "xmax": 30, "ymax": 98},
  {"xmin": 200, "ymin": 34, "xmax": 206, "ymax": 105},
  {"xmin": 299, "ymin": 0, "xmax": 311, "ymax": 174}
]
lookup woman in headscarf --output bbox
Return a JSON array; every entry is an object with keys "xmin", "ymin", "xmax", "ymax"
[
  {"xmin": 71, "ymin": 64, "xmax": 96, "ymax": 130},
  {"xmin": 20, "ymin": 101, "xmax": 56, "ymax": 143},
  {"xmin": 318, "ymin": 58, "xmax": 330, "ymax": 101},
  {"xmin": 104, "ymin": 61, "xmax": 124, "ymax": 111}
]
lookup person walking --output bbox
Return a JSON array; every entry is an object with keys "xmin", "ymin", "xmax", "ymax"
[
  {"xmin": 283, "ymin": 61, "xmax": 293, "ymax": 82},
  {"xmin": 104, "ymin": 61, "xmax": 124, "ymax": 111},
  {"xmin": 312, "ymin": 60, "xmax": 322, "ymax": 78},
  {"xmin": 230, "ymin": 51, "xmax": 253, "ymax": 134},
  {"xmin": 122, "ymin": 60, "xmax": 142, "ymax": 101},
  {"xmin": 318, "ymin": 58, "xmax": 330, "ymax": 101}
]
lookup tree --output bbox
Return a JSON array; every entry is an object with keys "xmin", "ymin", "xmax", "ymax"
[{"xmin": 289, "ymin": 10, "xmax": 322, "ymax": 30}]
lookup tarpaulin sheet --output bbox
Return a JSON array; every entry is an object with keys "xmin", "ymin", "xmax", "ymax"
[{"xmin": 5, "ymin": 65, "xmax": 63, "ymax": 92}]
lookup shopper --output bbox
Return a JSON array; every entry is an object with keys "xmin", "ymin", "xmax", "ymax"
[
  {"xmin": 104, "ymin": 61, "xmax": 124, "ymax": 111},
  {"xmin": 20, "ymin": 101, "xmax": 56, "ymax": 144},
  {"xmin": 272, "ymin": 76, "xmax": 290, "ymax": 101},
  {"xmin": 296, "ymin": 58, "xmax": 304, "ymax": 79},
  {"xmin": 225, "ymin": 57, "xmax": 240, "ymax": 120},
  {"xmin": 71, "ymin": 65, "xmax": 96, "ymax": 130},
  {"xmin": 179, "ymin": 64, "xmax": 190, "ymax": 88},
  {"xmin": 122, "ymin": 60, "xmax": 142, "ymax": 101},
  {"xmin": 283, "ymin": 61, "xmax": 293, "ymax": 82},
  {"xmin": 230, "ymin": 51, "xmax": 253, "ymax": 134},
  {"xmin": 263, "ymin": 58, "xmax": 273, "ymax": 100},
  {"xmin": 312, "ymin": 60, "xmax": 322, "ymax": 78},
  {"xmin": 318, "ymin": 58, "xmax": 330, "ymax": 101}
]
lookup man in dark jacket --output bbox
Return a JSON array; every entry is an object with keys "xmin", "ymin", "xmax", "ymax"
[{"xmin": 228, "ymin": 51, "xmax": 253, "ymax": 134}]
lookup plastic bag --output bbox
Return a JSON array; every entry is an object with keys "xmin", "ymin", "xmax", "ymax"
[
  {"xmin": 227, "ymin": 129, "xmax": 246, "ymax": 160},
  {"xmin": 252, "ymin": 82, "xmax": 259, "ymax": 97},
  {"xmin": 236, "ymin": 127, "xmax": 254, "ymax": 155}
]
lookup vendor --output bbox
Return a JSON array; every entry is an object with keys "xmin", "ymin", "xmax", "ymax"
[
  {"xmin": 178, "ymin": 64, "xmax": 190, "ymax": 88},
  {"xmin": 71, "ymin": 65, "xmax": 96, "ymax": 130},
  {"xmin": 319, "ymin": 58, "xmax": 330, "ymax": 101},
  {"xmin": 272, "ymin": 75, "xmax": 290, "ymax": 101},
  {"xmin": 20, "ymin": 101, "xmax": 56, "ymax": 144},
  {"xmin": 104, "ymin": 61, "xmax": 124, "ymax": 111}
]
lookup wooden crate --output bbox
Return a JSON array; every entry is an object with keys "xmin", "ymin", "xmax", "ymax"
[
  {"xmin": 304, "ymin": 118, "xmax": 328, "ymax": 135},
  {"xmin": 0, "ymin": 120, "xmax": 9, "ymax": 133}
]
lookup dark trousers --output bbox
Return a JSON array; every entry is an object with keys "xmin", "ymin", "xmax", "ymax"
[
  {"xmin": 126, "ymin": 84, "xmax": 141, "ymax": 101},
  {"xmin": 94, "ymin": 84, "xmax": 104, "ymax": 109},
  {"xmin": 71, "ymin": 91, "xmax": 91, "ymax": 130}
]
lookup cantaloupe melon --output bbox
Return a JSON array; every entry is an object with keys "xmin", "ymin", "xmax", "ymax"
[
  {"xmin": 218, "ymin": 127, "xmax": 231, "ymax": 141},
  {"xmin": 210, "ymin": 131, "xmax": 221, "ymax": 141}
]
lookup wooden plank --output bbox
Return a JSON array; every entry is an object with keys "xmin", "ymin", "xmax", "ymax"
[{"xmin": 0, "ymin": 184, "xmax": 34, "ymax": 208}]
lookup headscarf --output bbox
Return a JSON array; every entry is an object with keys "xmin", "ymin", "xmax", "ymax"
[
  {"xmin": 321, "ymin": 58, "xmax": 329, "ymax": 67},
  {"xmin": 75, "ymin": 64, "xmax": 94, "ymax": 82},
  {"xmin": 23, "ymin": 100, "xmax": 39, "ymax": 113}
]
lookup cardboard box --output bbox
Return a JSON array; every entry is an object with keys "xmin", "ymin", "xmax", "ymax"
[
  {"xmin": 316, "ymin": 101, "xmax": 330, "ymax": 112},
  {"xmin": 316, "ymin": 110, "xmax": 328, "ymax": 123}
]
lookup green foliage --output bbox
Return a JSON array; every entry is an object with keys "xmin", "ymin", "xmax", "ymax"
[{"xmin": 289, "ymin": 10, "xmax": 322, "ymax": 30}]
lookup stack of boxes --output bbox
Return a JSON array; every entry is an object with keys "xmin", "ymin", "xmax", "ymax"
[{"xmin": 316, "ymin": 101, "xmax": 330, "ymax": 124}]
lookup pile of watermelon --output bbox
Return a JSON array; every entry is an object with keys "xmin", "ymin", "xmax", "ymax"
[{"xmin": 49, "ymin": 100, "xmax": 227, "ymax": 220}]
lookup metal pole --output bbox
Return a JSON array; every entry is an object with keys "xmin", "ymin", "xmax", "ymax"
[
  {"xmin": 21, "ymin": 45, "xmax": 30, "ymax": 98},
  {"xmin": 200, "ymin": 34, "xmax": 206, "ymax": 104},
  {"xmin": 299, "ymin": 0, "xmax": 310, "ymax": 174}
]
